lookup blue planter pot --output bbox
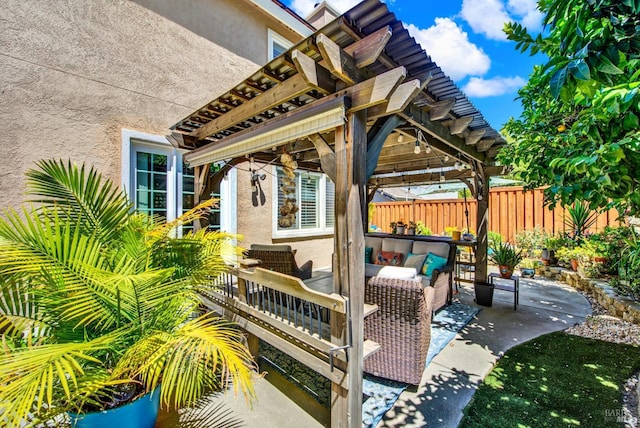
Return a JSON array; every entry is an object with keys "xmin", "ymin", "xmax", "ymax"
[{"xmin": 69, "ymin": 387, "xmax": 160, "ymax": 428}]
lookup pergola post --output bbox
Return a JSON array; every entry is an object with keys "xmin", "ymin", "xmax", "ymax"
[
  {"xmin": 474, "ymin": 163, "xmax": 490, "ymax": 284},
  {"xmin": 331, "ymin": 109, "xmax": 366, "ymax": 427}
]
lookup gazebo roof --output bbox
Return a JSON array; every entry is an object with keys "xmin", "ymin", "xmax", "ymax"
[{"xmin": 169, "ymin": 0, "xmax": 505, "ymax": 187}]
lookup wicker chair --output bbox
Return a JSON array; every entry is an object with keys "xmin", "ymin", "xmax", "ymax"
[
  {"xmin": 245, "ymin": 244, "xmax": 313, "ymax": 280},
  {"xmin": 363, "ymin": 276, "xmax": 434, "ymax": 385}
]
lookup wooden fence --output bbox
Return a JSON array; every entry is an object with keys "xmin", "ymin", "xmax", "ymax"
[{"xmin": 370, "ymin": 186, "xmax": 620, "ymax": 242}]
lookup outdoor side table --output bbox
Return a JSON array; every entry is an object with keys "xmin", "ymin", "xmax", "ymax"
[{"xmin": 488, "ymin": 273, "xmax": 520, "ymax": 310}]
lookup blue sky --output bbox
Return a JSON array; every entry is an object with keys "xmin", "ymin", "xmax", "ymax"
[{"xmin": 286, "ymin": 0, "xmax": 545, "ymax": 131}]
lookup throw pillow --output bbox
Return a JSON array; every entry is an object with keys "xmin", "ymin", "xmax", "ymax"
[
  {"xmin": 364, "ymin": 246, "xmax": 373, "ymax": 264},
  {"xmin": 374, "ymin": 250, "xmax": 404, "ymax": 266},
  {"xmin": 421, "ymin": 252, "xmax": 448, "ymax": 276},
  {"xmin": 404, "ymin": 253, "xmax": 427, "ymax": 271}
]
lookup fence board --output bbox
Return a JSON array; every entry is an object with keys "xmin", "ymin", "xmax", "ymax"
[{"xmin": 371, "ymin": 186, "xmax": 620, "ymax": 241}]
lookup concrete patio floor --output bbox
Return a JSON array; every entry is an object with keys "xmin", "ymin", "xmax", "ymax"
[{"xmin": 157, "ymin": 274, "xmax": 592, "ymax": 427}]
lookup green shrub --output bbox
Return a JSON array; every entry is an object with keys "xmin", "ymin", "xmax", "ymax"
[{"xmin": 515, "ymin": 226, "xmax": 546, "ymax": 257}]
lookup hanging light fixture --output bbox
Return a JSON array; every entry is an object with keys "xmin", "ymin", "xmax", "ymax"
[
  {"xmin": 439, "ymin": 171, "xmax": 446, "ymax": 182},
  {"xmin": 414, "ymin": 140, "xmax": 421, "ymax": 154},
  {"xmin": 398, "ymin": 133, "xmax": 404, "ymax": 143},
  {"xmin": 444, "ymin": 154, "xmax": 450, "ymax": 162},
  {"xmin": 454, "ymin": 160, "xmax": 463, "ymax": 170}
]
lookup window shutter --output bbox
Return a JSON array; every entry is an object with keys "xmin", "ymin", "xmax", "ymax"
[
  {"xmin": 300, "ymin": 174, "xmax": 319, "ymax": 228},
  {"xmin": 325, "ymin": 179, "xmax": 335, "ymax": 228}
]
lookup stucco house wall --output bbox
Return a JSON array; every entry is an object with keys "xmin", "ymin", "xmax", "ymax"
[
  {"xmin": 235, "ymin": 164, "xmax": 334, "ymax": 270},
  {"xmin": 0, "ymin": 0, "xmax": 333, "ymax": 267}
]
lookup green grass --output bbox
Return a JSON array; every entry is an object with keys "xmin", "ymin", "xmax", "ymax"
[{"xmin": 461, "ymin": 331, "xmax": 640, "ymax": 427}]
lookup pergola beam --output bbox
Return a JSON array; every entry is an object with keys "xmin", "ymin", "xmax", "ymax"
[
  {"xmin": 308, "ymin": 134, "xmax": 336, "ymax": 182},
  {"xmin": 366, "ymin": 115, "xmax": 405, "ymax": 179},
  {"xmin": 343, "ymin": 25, "xmax": 393, "ymax": 68},
  {"xmin": 428, "ymin": 98, "xmax": 456, "ymax": 121},
  {"xmin": 400, "ymin": 104, "xmax": 487, "ymax": 163},
  {"xmin": 367, "ymin": 74, "xmax": 431, "ymax": 120},
  {"xmin": 445, "ymin": 115, "xmax": 474, "ymax": 134},
  {"xmin": 192, "ymin": 73, "xmax": 317, "ymax": 140},
  {"xmin": 291, "ymin": 50, "xmax": 336, "ymax": 94},
  {"xmin": 465, "ymin": 129, "xmax": 486, "ymax": 146},
  {"xmin": 343, "ymin": 66, "xmax": 406, "ymax": 113},
  {"xmin": 316, "ymin": 33, "xmax": 360, "ymax": 85}
]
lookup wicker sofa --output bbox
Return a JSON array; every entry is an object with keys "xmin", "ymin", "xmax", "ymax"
[
  {"xmin": 364, "ymin": 275, "xmax": 434, "ymax": 384},
  {"xmin": 364, "ymin": 234, "xmax": 456, "ymax": 312},
  {"xmin": 245, "ymin": 244, "xmax": 313, "ymax": 280}
]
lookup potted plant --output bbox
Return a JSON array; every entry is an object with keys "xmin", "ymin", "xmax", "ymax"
[
  {"xmin": 556, "ymin": 246, "xmax": 580, "ymax": 271},
  {"xmin": 390, "ymin": 221, "xmax": 397, "ymax": 234},
  {"xmin": 445, "ymin": 226, "xmax": 461, "ymax": 241},
  {"xmin": 489, "ymin": 242, "xmax": 524, "ymax": 279},
  {"xmin": 0, "ymin": 160, "xmax": 256, "ymax": 427},
  {"xmin": 541, "ymin": 234, "xmax": 562, "ymax": 266},
  {"xmin": 406, "ymin": 221, "xmax": 417, "ymax": 236},
  {"xmin": 396, "ymin": 220, "xmax": 406, "ymax": 235},
  {"xmin": 519, "ymin": 258, "xmax": 540, "ymax": 278}
]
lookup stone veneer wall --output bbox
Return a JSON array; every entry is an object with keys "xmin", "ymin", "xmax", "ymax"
[{"xmin": 537, "ymin": 266, "xmax": 640, "ymax": 324}]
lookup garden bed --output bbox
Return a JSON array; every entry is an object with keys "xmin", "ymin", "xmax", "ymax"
[{"xmin": 537, "ymin": 265, "xmax": 640, "ymax": 325}]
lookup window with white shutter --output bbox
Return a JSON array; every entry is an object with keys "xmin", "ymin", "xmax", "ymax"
[{"xmin": 274, "ymin": 167, "xmax": 334, "ymax": 237}]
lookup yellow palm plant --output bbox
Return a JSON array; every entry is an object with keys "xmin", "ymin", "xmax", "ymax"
[{"xmin": 0, "ymin": 160, "xmax": 255, "ymax": 427}]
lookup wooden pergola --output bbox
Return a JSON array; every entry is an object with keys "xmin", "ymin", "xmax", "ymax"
[{"xmin": 168, "ymin": 1, "xmax": 505, "ymax": 425}]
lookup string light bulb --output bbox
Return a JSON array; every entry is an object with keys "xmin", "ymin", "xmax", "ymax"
[
  {"xmin": 439, "ymin": 171, "xmax": 446, "ymax": 182},
  {"xmin": 454, "ymin": 160, "xmax": 463, "ymax": 170},
  {"xmin": 470, "ymin": 169, "xmax": 477, "ymax": 177},
  {"xmin": 444, "ymin": 154, "xmax": 450, "ymax": 162},
  {"xmin": 398, "ymin": 133, "xmax": 404, "ymax": 143},
  {"xmin": 414, "ymin": 140, "xmax": 421, "ymax": 154},
  {"xmin": 425, "ymin": 144, "xmax": 432, "ymax": 153}
]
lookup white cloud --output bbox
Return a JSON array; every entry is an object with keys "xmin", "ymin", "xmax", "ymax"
[
  {"xmin": 462, "ymin": 75, "xmax": 526, "ymax": 97},
  {"xmin": 290, "ymin": 0, "xmax": 361, "ymax": 17},
  {"xmin": 406, "ymin": 19, "xmax": 491, "ymax": 81},
  {"xmin": 507, "ymin": 0, "xmax": 543, "ymax": 31},
  {"xmin": 461, "ymin": 0, "xmax": 543, "ymax": 41},
  {"xmin": 461, "ymin": 0, "xmax": 512, "ymax": 41}
]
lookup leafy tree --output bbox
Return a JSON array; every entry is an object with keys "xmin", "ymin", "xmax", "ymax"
[{"xmin": 501, "ymin": 0, "xmax": 640, "ymax": 215}]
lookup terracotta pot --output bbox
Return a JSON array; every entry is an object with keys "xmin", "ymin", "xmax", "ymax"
[
  {"xmin": 593, "ymin": 256, "xmax": 608, "ymax": 263},
  {"xmin": 570, "ymin": 259, "xmax": 578, "ymax": 271},
  {"xmin": 499, "ymin": 265, "xmax": 513, "ymax": 279}
]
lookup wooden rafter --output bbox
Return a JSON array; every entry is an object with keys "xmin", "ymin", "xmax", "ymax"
[{"xmin": 445, "ymin": 115, "xmax": 474, "ymax": 134}]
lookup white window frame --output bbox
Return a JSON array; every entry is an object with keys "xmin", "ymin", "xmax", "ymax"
[
  {"xmin": 271, "ymin": 166, "xmax": 334, "ymax": 239},
  {"xmin": 121, "ymin": 129, "xmax": 181, "ymax": 221},
  {"xmin": 120, "ymin": 129, "xmax": 237, "ymax": 236},
  {"xmin": 267, "ymin": 28, "xmax": 293, "ymax": 60}
]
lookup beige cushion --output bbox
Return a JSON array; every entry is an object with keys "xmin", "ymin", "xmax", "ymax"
[
  {"xmin": 381, "ymin": 238, "xmax": 413, "ymax": 259},
  {"xmin": 250, "ymin": 244, "xmax": 292, "ymax": 252},
  {"xmin": 412, "ymin": 241, "xmax": 450, "ymax": 259},
  {"xmin": 364, "ymin": 237, "xmax": 383, "ymax": 258}
]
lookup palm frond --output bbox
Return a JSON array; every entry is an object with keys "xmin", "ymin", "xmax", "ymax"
[
  {"xmin": 25, "ymin": 159, "xmax": 132, "ymax": 241},
  {"xmin": 0, "ymin": 333, "xmax": 126, "ymax": 427},
  {"xmin": 0, "ymin": 209, "xmax": 125, "ymax": 332},
  {"xmin": 114, "ymin": 315, "xmax": 256, "ymax": 409},
  {"xmin": 0, "ymin": 278, "xmax": 50, "ymax": 340},
  {"xmin": 147, "ymin": 199, "xmax": 219, "ymax": 243}
]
